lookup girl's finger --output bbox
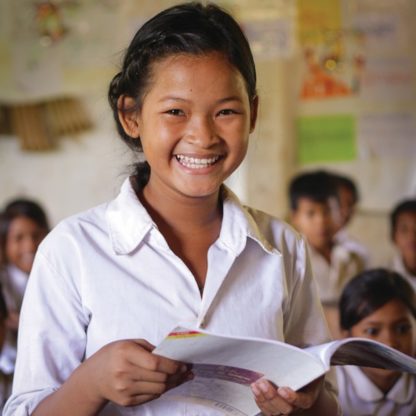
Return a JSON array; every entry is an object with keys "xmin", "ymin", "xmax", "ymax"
[
  {"xmin": 130, "ymin": 367, "xmax": 169, "ymax": 383},
  {"xmin": 126, "ymin": 342, "xmax": 184, "ymax": 375},
  {"xmin": 129, "ymin": 380, "xmax": 169, "ymax": 396}
]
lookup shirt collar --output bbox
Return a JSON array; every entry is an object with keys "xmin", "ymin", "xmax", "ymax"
[
  {"xmin": 106, "ymin": 178, "xmax": 276, "ymax": 256},
  {"xmin": 106, "ymin": 178, "xmax": 154, "ymax": 255},
  {"xmin": 344, "ymin": 365, "xmax": 415, "ymax": 404}
]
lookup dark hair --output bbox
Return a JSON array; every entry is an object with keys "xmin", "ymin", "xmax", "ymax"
[
  {"xmin": 339, "ymin": 268, "xmax": 416, "ymax": 331},
  {"xmin": 288, "ymin": 170, "xmax": 338, "ymax": 211},
  {"xmin": 332, "ymin": 173, "xmax": 359, "ymax": 204},
  {"xmin": 390, "ymin": 199, "xmax": 416, "ymax": 239},
  {"xmin": 108, "ymin": 2, "xmax": 257, "ymax": 188},
  {"xmin": 0, "ymin": 199, "xmax": 50, "ymax": 268}
]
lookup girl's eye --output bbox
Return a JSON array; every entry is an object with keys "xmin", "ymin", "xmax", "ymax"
[
  {"xmin": 217, "ymin": 109, "xmax": 238, "ymax": 116},
  {"xmin": 364, "ymin": 327, "xmax": 379, "ymax": 336},
  {"xmin": 395, "ymin": 323, "xmax": 412, "ymax": 335},
  {"xmin": 165, "ymin": 109, "xmax": 184, "ymax": 116}
]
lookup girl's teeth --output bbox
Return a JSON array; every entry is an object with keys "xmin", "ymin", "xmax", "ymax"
[{"xmin": 176, "ymin": 155, "xmax": 220, "ymax": 168}]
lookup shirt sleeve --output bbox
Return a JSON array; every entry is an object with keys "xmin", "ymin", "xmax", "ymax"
[
  {"xmin": 3, "ymin": 247, "xmax": 89, "ymax": 416},
  {"xmin": 282, "ymin": 236, "xmax": 331, "ymax": 347}
]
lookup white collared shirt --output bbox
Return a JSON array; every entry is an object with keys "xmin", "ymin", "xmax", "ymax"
[
  {"xmin": 389, "ymin": 253, "xmax": 416, "ymax": 292},
  {"xmin": 336, "ymin": 365, "xmax": 416, "ymax": 416},
  {"xmin": 335, "ymin": 229, "xmax": 371, "ymax": 269},
  {"xmin": 4, "ymin": 178, "xmax": 330, "ymax": 416},
  {"xmin": 0, "ymin": 265, "xmax": 29, "ymax": 375},
  {"xmin": 308, "ymin": 243, "xmax": 364, "ymax": 305}
]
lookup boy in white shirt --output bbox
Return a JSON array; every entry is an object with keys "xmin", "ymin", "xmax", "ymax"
[
  {"xmin": 332, "ymin": 173, "xmax": 371, "ymax": 268},
  {"xmin": 389, "ymin": 199, "xmax": 416, "ymax": 290},
  {"xmin": 289, "ymin": 170, "xmax": 364, "ymax": 338}
]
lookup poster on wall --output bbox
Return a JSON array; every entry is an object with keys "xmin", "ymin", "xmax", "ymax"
[{"xmin": 295, "ymin": 0, "xmax": 416, "ymax": 210}]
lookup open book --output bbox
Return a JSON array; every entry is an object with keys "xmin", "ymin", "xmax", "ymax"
[{"xmin": 153, "ymin": 326, "xmax": 416, "ymax": 416}]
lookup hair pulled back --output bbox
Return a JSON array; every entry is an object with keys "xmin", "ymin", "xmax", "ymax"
[
  {"xmin": 339, "ymin": 268, "xmax": 416, "ymax": 331},
  {"xmin": 108, "ymin": 2, "xmax": 257, "ymax": 188}
]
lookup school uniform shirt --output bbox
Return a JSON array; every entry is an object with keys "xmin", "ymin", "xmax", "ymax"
[
  {"xmin": 308, "ymin": 243, "xmax": 364, "ymax": 306},
  {"xmin": 389, "ymin": 253, "xmax": 416, "ymax": 292},
  {"xmin": 0, "ymin": 264, "xmax": 29, "ymax": 375},
  {"xmin": 336, "ymin": 365, "xmax": 416, "ymax": 416},
  {"xmin": 4, "ymin": 178, "xmax": 331, "ymax": 416},
  {"xmin": 335, "ymin": 229, "xmax": 371, "ymax": 269}
]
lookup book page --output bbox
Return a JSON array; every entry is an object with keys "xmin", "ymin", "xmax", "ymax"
[
  {"xmin": 154, "ymin": 328, "xmax": 325, "ymax": 415},
  {"xmin": 306, "ymin": 337, "xmax": 416, "ymax": 373}
]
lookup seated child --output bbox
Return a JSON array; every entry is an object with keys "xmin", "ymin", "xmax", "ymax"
[
  {"xmin": 389, "ymin": 199, "xmax": 416, "ymax": 290},
  {"xmin": 0, "ymin": 280, "xmax": 9, "ymax": 412},
  {"xmin": 336, "ymin": 268, "xmax": 416, "ymax": 416},
  {"xmin": 289, "ymin": 170, "xmax": 364, "ymax": 338},
  {"xmin": 332, "ymin": 173, "xmax": 371, "ymax": 267},
  {"xmin": 0, "ymin": 199, "xmax": 49, "ymax": 398}
]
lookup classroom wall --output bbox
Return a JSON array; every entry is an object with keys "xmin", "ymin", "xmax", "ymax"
[{"xmin": 0, "ymin": 0, "xmax": 414, "ymax": 266}]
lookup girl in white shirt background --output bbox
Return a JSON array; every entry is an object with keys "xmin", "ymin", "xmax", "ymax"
[
  {"xmin": 4, "ymin": 3, "xmax": 339, "ymax": 415},
  {"xmin": 0, "ymin": 199, "xmax": 49, "ymax": 410},
  {"xmin": 336, "ymin": 268, "xmax": 416, "ymax": 416}
]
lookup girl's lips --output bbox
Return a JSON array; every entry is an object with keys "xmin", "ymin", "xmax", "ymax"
[{"xmin": 175, "ymin": 154, "xmax": 222, "ymax": 169}]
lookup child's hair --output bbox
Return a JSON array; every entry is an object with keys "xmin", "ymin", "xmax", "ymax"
[
  {"xmin": 332, "ymin": 173, "xmax": 359, "ymax": 205},
  {"xmin": 288, "ymin": 170, "xmax": 338, "ymax": 211},
  {"xmin": 339, "ymin": 268, "xmax": 416, "ymax": 331},
  {"xmin": 0, "ymin": 198, "xmax": 50, "ymax": 268},
  {"xmin": 108, "ymin": 1, "xmax": 257, "ymax": 188},
  {"xmin": 390, "ymin": 199, "xmax": 416, "ymax": 239}
]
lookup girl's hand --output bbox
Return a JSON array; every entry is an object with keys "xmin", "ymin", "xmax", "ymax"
[
  {"xmin": 251, "ymin": 376, "xmax": 324, "ymax": 415},
  {"xmin": 80, "ymin": 339, "xmax": 190, "ymax": 408}
]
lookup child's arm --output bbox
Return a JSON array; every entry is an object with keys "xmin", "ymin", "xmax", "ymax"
[
  {"xmin": 251, "ymin": 376, "xmax": 340, "ymax": 415},
  {"xmin": 33, "ymin": 339, "xmax": 188, "ymax": 416}
]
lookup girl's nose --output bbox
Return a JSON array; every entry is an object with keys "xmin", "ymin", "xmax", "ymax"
[
  {"xmin": 380, "ymin": 330, "xmax": 399, "ymax": 349},
  {"xmin": 185, "ymin": 116, "xmax": 218, "ymax": 147}
]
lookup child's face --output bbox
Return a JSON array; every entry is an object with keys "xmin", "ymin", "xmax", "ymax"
[
  {"xmin": 337, "ymin": 186, "xmax": 355, "ymax": 228},
  {"xmin": 5, "ymin": 216, "xmax": 47, "ymax": 274},
  {"xmin": 123, "ymin": 52, "xmax": 257, "ymax": 200},
  {"xmin": 348, "ymin": 298, "xmax": 415, "ymax": 380},
  {"xmin": 291, "ymin": 198, "xmax": 338, "ymax": 251},
  {"xmin": 393, "ymin": 211, "xmax": 416, "ymax": 269}
]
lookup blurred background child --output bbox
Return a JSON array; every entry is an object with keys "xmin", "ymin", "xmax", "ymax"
[
  {"xmin": 289, "ymin": 170, "xmax": 365, "ymax": 338},
  {"xmin": 337, "ymin": 268, "xmax": 416, "ymax": 416},
  {"xmin": 332, "ymin": 173, "xmax": 371, "ymax": 268},
  {"xmin": 0, "ymin": 277, "xmax": 8, "ymax": 412},
  {"xmin": 389, "ymin": 199, "xmax": 416, "ymax": 290},
  {"xmin": 0, "ymin": 199, "xmax": 49, "ymax": 404}
]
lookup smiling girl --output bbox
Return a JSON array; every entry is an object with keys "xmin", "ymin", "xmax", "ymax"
[
  {"xmin": 4, "ymin": 3, "xmax": 338, "ymax": 416},
  {"xmin": 0, "ymin": 199, "xmax": 49, "ymax": 409}
]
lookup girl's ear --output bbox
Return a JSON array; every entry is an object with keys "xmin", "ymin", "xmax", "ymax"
[
  {"xmin": 249, "ymin": 95, "xmax": 259, "ymax": 133},
  {"xmin": 117, "ymin": 96, "xmax": 140, "ymax": 138}
]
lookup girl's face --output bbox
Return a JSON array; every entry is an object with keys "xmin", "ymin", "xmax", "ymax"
[
  {"xmin": 5, "ymin": 216, "xmax": 47, "ymax": 274},
  {"xmin": 122, "ymin": 52, "xmax": 257, "ymax": 201},
  {"xmin": 348, "ymin": 298, "xmax": 415, "ymax": 381}
]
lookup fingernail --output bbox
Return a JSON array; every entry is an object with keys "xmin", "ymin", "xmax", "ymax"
[
  {"xmin": 258, "ymin": 380, "xmax": 269, "ymax": 393},
  {"xmin": 278, "ymin": 387, "xmax": 290, "ymax": 399},
  {"xmin": 251, "ymin": 382, "xmax": 260, "ymax": 395}
]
